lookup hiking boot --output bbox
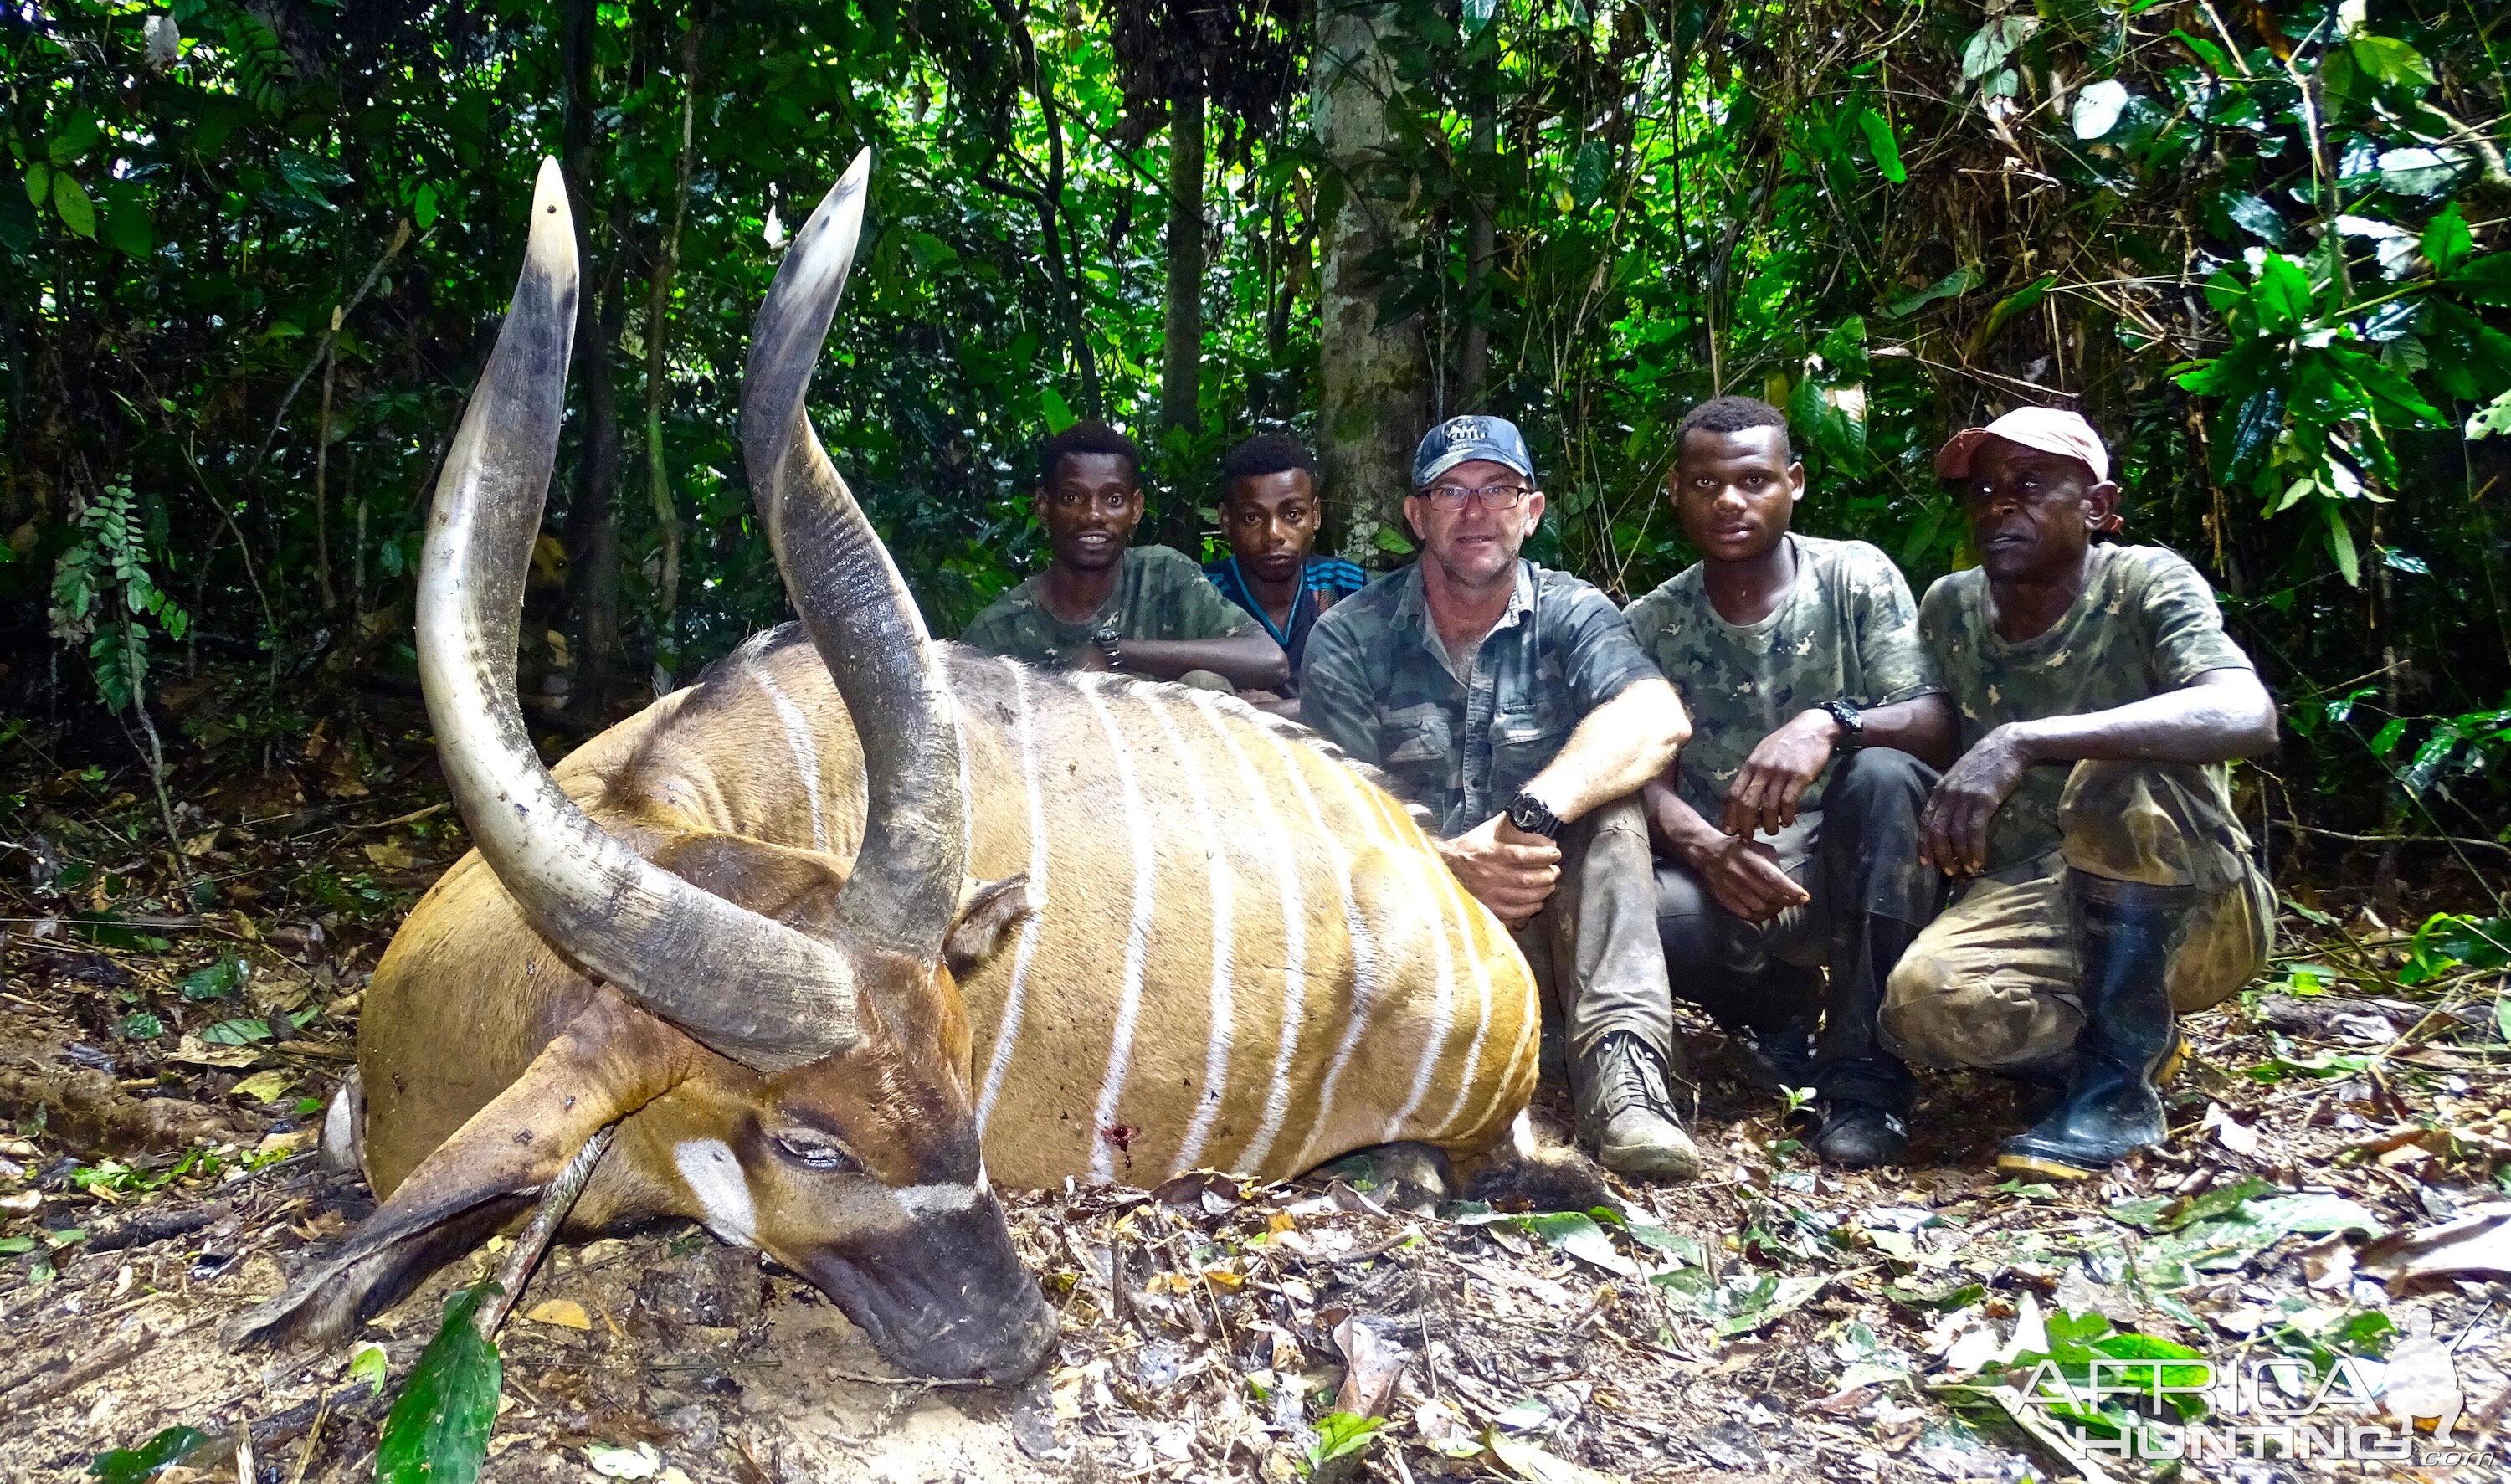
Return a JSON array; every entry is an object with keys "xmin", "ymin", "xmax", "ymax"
[
  {"xmin": 1574, "ymin": 1031, "xmax": 1701, "ymax": 1179},
  {"xmin": 1811, "ymin": 1100, "xmax": 1908, "ymax": 1168},
  {"xmin": 1998, "ymin": 876, "xmax": 2195, "ymax": 1182}
]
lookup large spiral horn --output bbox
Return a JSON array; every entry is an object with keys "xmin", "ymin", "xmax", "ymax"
[
  {"xmin": 742, "ymin": 150, "xmax": 968, "ymax": 960},
  {"xmin": 415, "ymin": 157, "xmax": 856, "ymax": 1071}
]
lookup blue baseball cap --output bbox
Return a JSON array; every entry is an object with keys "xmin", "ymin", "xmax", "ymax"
[{"xmin": 1412, "ymin": 415, "xmax": 1535, "ymax": 490}]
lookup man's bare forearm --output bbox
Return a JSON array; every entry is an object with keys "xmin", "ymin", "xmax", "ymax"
[
  {"xmin": 1119, "ymin": 632, "xmax": 1291, "ymax": 689},
  {"xmin": 1999, "ymin": 668, "xmax": 2277, "ymax": 767},
  {"xmin": 1861, "ymin": 692, "xmax": 1959, "ymax": 767},
  {"xmin": 1641, "ymin": 773, "xmax": 1728, "ymax": 866},
  {"xmin": 1527, "ymin": 678, "xmax": 1690, "ymax": 824}
]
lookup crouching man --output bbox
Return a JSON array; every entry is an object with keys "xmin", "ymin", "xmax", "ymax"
[
  {"xmin": 1884, "ymin": 408, "xmax": 2278, "ymax": 1180},
  {"xmin": 1303, "ymin": 416, "xmax": 1700, "ymax": 1178},
  {"xmin": 1626, "ymin": 397, "xmax": 1956, "ymax": 1168}
]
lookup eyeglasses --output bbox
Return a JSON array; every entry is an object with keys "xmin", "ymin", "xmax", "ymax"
[{"xmin": 1421, "ymin": 484, "xmax": 1532, "ymax": 511}]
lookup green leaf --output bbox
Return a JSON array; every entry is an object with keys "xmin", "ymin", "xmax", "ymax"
[
  {"xmin": 2423, "ymin": 203, "xmax": 2473, "ymax": 276},
  {"xmin": 121, "ymin": 1010, "xmax": 163, "ymax": 1040},
  {"xmin": 89, "ymin": 1426, "xmax": 209, "ymax": 1484},
  {"xmin": 2349, "ymin": 34, "xmax": 2436, "ymax": 90},
  {"xmin": 180, "ymin": 958, "xmax": 243, "ymax": 1000},
  {"xmin": 350, "ymin": 1341, "xmax": 392, "ymax": 1392},
  {"xmin": 376, "ymin": 1284, "xmax": 503, "ymax": 1484},
  {"xmin": 2221, "ymin": 192, "xmax": 2286, "ymax": 246},
  {"xmin": 27, "ymin": 160, "xmax": 51, "ymax": 208},
  {"xmin": 1882, "ymin": 264, "xmax": 1980, "ymax": 317},
  {"xmin": 2379, "ymin": 147, "xmax": 2464, "ymax": 198},
  {"xmin": 1302, "ymin": 1412, "xmax": 1389, "ymax": 1475},
  {"xmin": 53, "ymin": 173, "xmax": 96, "ymax": 239},
  {"xmin": 2221, "ymin": 383, "xmax": 2285, "ymax": 481},
  {"xmin": 1039, "ymin": 386, "xmax": 1076, "ymax": 434},
  {"xmin": 2450, "ymin": 254, "xmax": 2511, "ymax": 307},
  {"xmin": 413, "ymin": 182, "xmax": 439, "ymax": 229},
  {"xmin": 2324, "ymin": 503, "xmax": 2360, "ymax": 586},
  {"xmin": 1974, "ymin": 273, "xmax": 2056, "ymax": 352},
  {"xmin": 49, "ymin": 112, "xmax": 101, "ymax": 166},
  {"xmin": 2253, "ymin": 254, "xmax": 2311, "ymax": 334},
  {"xmin": 1856, "ymin": 109, "xmax": 1906, "ymax": 182},
  {"xmin": 201, "ymin": 1017, "xmax": 271, "ymax": 1045},
  {"xmin": 1570, "ymin": 141, "xmax": 1610, "ymax": 207}
]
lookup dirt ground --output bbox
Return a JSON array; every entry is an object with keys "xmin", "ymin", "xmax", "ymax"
[{"xmin": 6, "ymin": 759, "xmax": 2511, "ymax": 1482}]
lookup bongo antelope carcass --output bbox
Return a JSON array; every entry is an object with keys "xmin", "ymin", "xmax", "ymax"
[{"xmin": 230, "ymin": 155, "xmax": 1578, "ymax": 1382}]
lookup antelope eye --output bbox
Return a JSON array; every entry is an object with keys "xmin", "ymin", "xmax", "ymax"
[{"xmin": 771, "ymin": 1132, "xmax": 857, "ymax": 1172}]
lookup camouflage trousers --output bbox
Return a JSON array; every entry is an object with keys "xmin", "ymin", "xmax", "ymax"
[
  {"xmin": 1512, "ymin": 795, "xmax": 1679, "ymax": 1067},
  {"xmin": 1878, "ymin": 759, "xmax": 2273, "ymax": 1077}
]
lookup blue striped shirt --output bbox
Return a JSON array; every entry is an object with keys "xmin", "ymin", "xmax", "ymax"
[{"xmin": 1204, "ymin": 555, "xmax": 1368, "ymax": 680}]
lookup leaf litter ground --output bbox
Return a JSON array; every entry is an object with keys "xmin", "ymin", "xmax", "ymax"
[{"xmin": 5, "ymin": 761, "xmax": 2511, "ymax": 1482}]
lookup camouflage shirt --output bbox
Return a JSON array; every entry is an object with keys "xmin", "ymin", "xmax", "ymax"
[
  {"xmin": 1302, "ymin": 560, "xmax": 1662, "ymax": 838},
  {"xmin": 1918, "ymin": 543, "xmax": 2257, "ymax": 877},
  {"xmin": 958, "ymin": 544, "xmax": 1258, "ymax": 668},
  {"xmin": 1625, "ymin": 535, "xmax": 1941, "ymax": 817}
]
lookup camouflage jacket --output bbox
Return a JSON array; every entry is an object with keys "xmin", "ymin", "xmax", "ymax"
[
  {"xmin": 959, "ymin": 544, "xmax": 1257, "ymax": 668},
  {"xmin": 1301, "ymin": 560, "xmax": 1661, "ymax": 837},
  {"xmin": 1624, "ymin": 535, "xmax": 1941, "ymax": 816},
  {"xmin": 1918, "ymin": 542, "xmax": 2257, "ymax": 877}
]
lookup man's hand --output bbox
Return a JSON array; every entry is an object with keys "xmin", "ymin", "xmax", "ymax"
[
  {"xmin": 1436, "ymin": 814, "xmax": 1563, "ymax": 928},
  {"xmin": 1687, "ymin": 832, "xmax": 1810, "ymax": 924},
  {"xmin": 1920, "ymin": 725, "xmax": 2034, "ymax": 877},
  {"xmin": 1068, "ymin": 640, "xmax": 1114, "ymax": 673},
  {"xmin": 1720, "ymin": 709, "xmax": 1841, "ymax": 837}
]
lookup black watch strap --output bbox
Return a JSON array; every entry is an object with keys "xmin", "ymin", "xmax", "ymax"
[
  {"xmin": 1504, "ymin": 790, "xmax": 1563, "ymax": 839},
  {"xmin": 1093, "ymin": 620, "xmax": 1126, "ymax": 670},
  {"xmin": 1820, "ymin": 698, "xmax": 1865, "ymax": 749}
]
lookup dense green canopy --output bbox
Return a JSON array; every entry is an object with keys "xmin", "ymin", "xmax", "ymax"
[{"xmin": 4, "ymin": 0, "xmax": 2508, "ymax": 856}]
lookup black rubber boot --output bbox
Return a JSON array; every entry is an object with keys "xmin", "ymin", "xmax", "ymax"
[
  {"xmin": 1997, "ymin": 875, "xmax": 2196, "ymax": 1180},
  {"xmin": 1808, "ymin": 911, "xmax": 1923, "ymax": 1168},
  {"xmin": 1811, "ymin": 1100, "xmax": 1908, "ymax": 1168}
]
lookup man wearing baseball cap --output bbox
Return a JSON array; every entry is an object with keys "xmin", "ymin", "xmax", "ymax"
[
  {"xmin": 1302, "ymin": 415, "xmax": 1702, "ymax": 1178},
  {"xmin": 1881, "ymin": 407, "xmax": 2279, "ymax": 1179}
]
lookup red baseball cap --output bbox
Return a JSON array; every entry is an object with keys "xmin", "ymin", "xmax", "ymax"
[{"xmin": 1936, "ymin": 407, "xmax": 2111, "ymax": 485}]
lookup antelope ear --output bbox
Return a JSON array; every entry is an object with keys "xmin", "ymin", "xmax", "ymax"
[{"xmin": 944, "ymin": 875, "xmax": 1038, "ymax": 977}]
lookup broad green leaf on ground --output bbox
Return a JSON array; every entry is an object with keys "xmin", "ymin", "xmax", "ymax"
[
  {"xmin": 2072, "ymin": 80, "xmax": 2130, "ymax": 140},
  {"xmin": 1882, "ymin": 265, "xmax": 1980, "ymax": 317},
  {"xmin": 376, "ymin": 1283, "xmax": 503, "ymax": 1484},
  {"xmin": 89, "ymin": 1427, "xmax": 209, "ymax": 1484}
]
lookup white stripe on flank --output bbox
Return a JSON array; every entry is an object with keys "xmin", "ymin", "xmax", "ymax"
[
  {"xmin": 750, "ymin": 665, "xmax": 827, "ymax": 851},
  {"xmin": 1148, "ymin": 694, "xmax": 1233, "ymax": 1175},
  {"xmin": 1266, "ymin": 728, "xmax": 1377, "ymax": 1173},
  {"xmin": 1426, "ymin": 839, "xmax": 1497, "ymax": 1138},
  {"xmin": 978, "ymin": 660, "xmax": 1049, "ymax": 1130},
  {"xmin": 1082, "ymin": 676, "xmax": 1156, "ymax": 1183},
  {"xmin": 1189, "ymin": 691, "xmax": 1307, "ymax": 1174},
  {"xmin": 942, "ymin": 646, "xmax": 973, "ymax": 857},
  {"xmin": 1336, "ymin": 774, "xmax": 1454, "ymax": 1144}
]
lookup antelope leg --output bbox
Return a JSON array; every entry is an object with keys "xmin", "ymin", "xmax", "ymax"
[{"xmin": 224, "ymin": 990, "xmax": 697, "ymax": 1349}]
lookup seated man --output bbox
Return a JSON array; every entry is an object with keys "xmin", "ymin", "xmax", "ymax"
[
  {"xmin": 1303, "ymin": 415, "xmax": 1699, "ymax": 1178},
  {"xmin": 1626, "ymin": 397, "xmax": 1956, "ymax": 1168},
  {"xmin": 962, "ymin": 420, "xmax": 1290, "ymax": 690},
  {"xmin": 1204, "ymin": 434, "xmax": 1367, "ymax": 692},
  {"xmin": 1882, "ymin": 408, "xmax": 2278, "ymax": 1180}
]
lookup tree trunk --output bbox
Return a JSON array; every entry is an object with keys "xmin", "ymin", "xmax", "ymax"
[
  {"xmin": 1150, "ymin": 81, "xmax": 1207, "ymax": 552},
  {"xmin": 1312, "ymin": 0, "xmax": 1430, "ymax": 562},
  {"xmin": 643, "ymin": 13, "xmax": 703, "ymax": 685},
  {"xmin": 561, "ymin": 0, "xmax": 624, "ymax": 716},
  {"xmin": 1161, "ymin": 84, "xmax": 1205, "ymax": 437}
]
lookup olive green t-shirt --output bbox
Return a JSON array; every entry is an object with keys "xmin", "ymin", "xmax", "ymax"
[
  {"xmin": 958, "ymin": 544, "xmax": 1258, "ymax": 668},
  {"xmin": 1624, "ymin": 535, "xmax": 1941, "ymax": 816},
  {"xmin": 1918, "ymin": 543, "xmax": 2257, "ymax": 876}
]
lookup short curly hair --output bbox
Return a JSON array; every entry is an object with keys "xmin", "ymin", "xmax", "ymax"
[
  {"xmin": 1220, "ymin": 434, "xmax": 1317, "ymax": 503},
  {"xmin": 1675, "ymin": 396, "xmax": 1795, "ymax": 462},
  {"xmin": 1036, "ymin": 420, "xmax": 1144, "ymax": 490}
]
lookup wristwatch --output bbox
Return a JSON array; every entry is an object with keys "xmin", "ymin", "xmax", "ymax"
[
  {"xmin": 1503, "ymin": 789, "xmax": 1563, "ymax": 839},
  {"xmin": 1820, "ymin": 697, "xmax": 1865, "ymax": 750},
  {"xmin": 1092, "ymin": 619, "xmax": 1126, "ymax": 671}
]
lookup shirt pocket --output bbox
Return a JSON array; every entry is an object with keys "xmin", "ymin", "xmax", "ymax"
[
  {"xmin": 1489, "ymin": 703, "xmax": 1573, "ymax": 795},
  {"xmin": 1378, "ymin": 707, "xmax": 1454, "ymax": 798}
]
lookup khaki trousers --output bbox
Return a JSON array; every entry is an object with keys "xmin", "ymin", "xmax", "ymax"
[{"xmin": 1878, "ymin": 760, "xmax": 2273, "ymax": 1076}]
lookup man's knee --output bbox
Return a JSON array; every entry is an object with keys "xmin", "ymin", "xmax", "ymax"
[
  {"xmin": 1880, "ymin": 937, "xmax": 2077, "ymax": 1073},
  {"xmin": 1177, "ymin": 668, "xmax": 1235, "ymax": 693},
  {"xmin": 1825, "ymin": 746, "xmax": 1935, "ymax": 818}
]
